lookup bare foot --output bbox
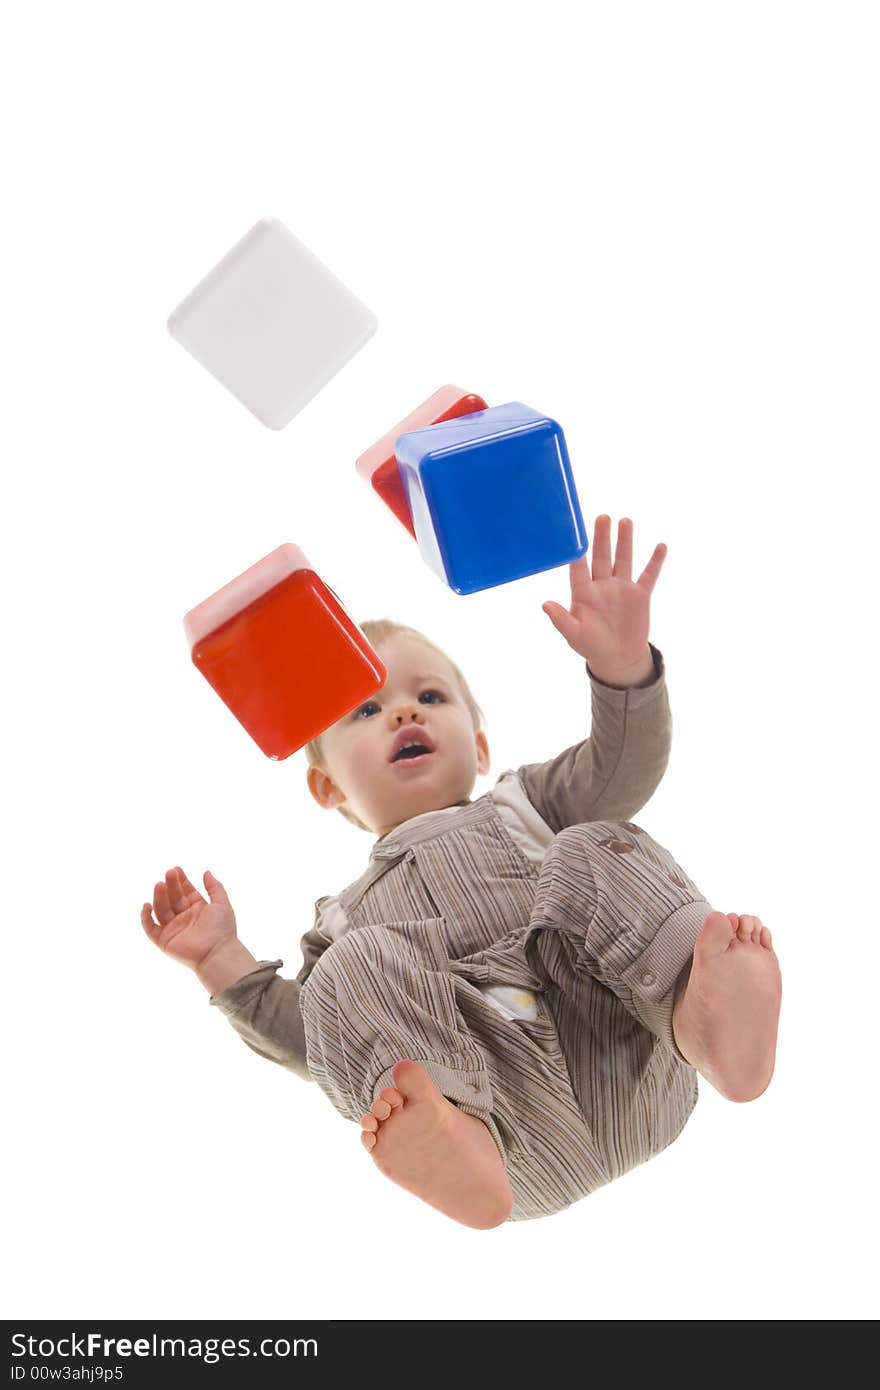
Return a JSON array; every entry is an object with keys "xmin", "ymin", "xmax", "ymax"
[
  {"xmin": 358, "ymin": 1060, "xmax": 513, "ymax": 1229},
  {"xmin": 672, "ymin": 911, "xmax": 781, "ymax": 1102}
]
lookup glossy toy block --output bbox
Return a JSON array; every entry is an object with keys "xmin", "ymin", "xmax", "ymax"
[
  {"xmin": 168, "ymin": 217, "xmax": 377, "ymax": 429},
  {"xmin": 183, "ymin": 545, "xmax": 386, "ymax": 759},
  {"xmin": 355, "ymin": 385, "xmax": 488, "ymax": 537},
  {"xmin": 394, "ymin": 402, "xmax": 588, "ymax": 595}
]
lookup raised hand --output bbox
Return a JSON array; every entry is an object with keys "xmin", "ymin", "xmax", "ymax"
[
  {"xmin": 140, "ymin": 866, "xmax": 237, "ymax": 972},
  {"xmin": 543, "ymin": 515, "xmax": 667, "ymax": 681}
]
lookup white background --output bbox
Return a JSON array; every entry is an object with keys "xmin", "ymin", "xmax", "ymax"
[{"xmin": 2, "ymin": 0, "xmax": 877, "ymax": 1323}]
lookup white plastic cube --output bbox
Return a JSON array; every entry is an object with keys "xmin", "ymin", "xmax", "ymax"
[{"xmin": 167, "ymin": 217, "xmax": 377, "ymax": 429}]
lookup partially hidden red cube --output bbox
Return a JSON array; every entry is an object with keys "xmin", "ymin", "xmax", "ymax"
[
  {"xmin": 183, "ymin": 544, "xmax": 386, "ymax": 759},
  {"xmin": 355, "ymin": 384, "xmax": 488, "ymax": 537}
]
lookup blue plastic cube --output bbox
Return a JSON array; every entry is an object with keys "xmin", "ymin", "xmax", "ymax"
[{"xmin": 394, "ymin": 402, "xmax": 588, "ymax": 595}]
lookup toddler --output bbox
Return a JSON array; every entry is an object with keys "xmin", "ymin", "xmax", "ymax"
[{"xmin": 142, "ymin": 516, "xmax": 782, "ymax": 1228}]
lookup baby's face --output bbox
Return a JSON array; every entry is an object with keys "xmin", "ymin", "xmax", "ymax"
[{"xmin": 307, "ymin": 634, "xmax": 490, "ymax": 836}]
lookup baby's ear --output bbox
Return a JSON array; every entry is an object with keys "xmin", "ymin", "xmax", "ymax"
[
  {"xmin": 306, "ymin": 764, "xmax": 346, "ymax": 811},
  {"xmin": 475, "ymin": 730, "xmax": 490, "ymax": 775}
]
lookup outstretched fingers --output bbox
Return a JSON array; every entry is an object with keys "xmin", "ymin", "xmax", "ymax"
[
  {"xmin": 587, "ymin": 515, "xmax": 668, "ymax": 590},
  {"xmin": 585, "ymin": 514, "xmax": 613, "ymax": 583},
  {"xmin": 636, "ymin": 541, "xmax": 668, "ymax": 595},
  {"xmin": 612, "ymin": 516, "xmax": 633, "ymax": 581},
  {"xmin": 566, "ymin": 554, "xmax": 593, "ymax": 607},
  {"xmin": 566, "ymin": 516, "xmax": 667, "ymax": 601},
  {"xmin": 588, "ymin": 515, "xmax": 635, "ymax": 583}
]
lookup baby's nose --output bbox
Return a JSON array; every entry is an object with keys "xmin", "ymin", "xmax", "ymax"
[{"xmin": 393, "ymin": 708, "xmax": 424, "ymax": 724}]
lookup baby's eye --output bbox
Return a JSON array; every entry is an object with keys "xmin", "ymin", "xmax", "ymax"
[
  {"xmin": 419, "ymin": 690, "xmax": 444, "ymax": 704},
  {"xmin": 354, "ymin": 701, "xmax": 381, "ymax": 719}
]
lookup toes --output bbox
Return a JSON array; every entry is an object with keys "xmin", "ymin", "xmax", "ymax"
[
  {"xmin": 698, "ymin": 911, "xmax": 735, "ymax": 957},
  {"xmin": 361, "ymin": 1130, "xmax": 377, "ymax": 1152},
  {"xmin": 377, "ymin": 1087, "xmax": 404, "ymax": 1110},
  {"xmin": 364, "ymin": 1089, "xmax": 404, "ymax": 1128},
  {"xmin": 760, "ymin": 925, "xmax": 773, "ymax": 949}
]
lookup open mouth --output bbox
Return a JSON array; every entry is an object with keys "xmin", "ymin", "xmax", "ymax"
[
  {"xmin": 389, "ymin": 725, "xmax": 437, "ymax": 766},
  {"xmin": 391, "ymin": 742, "xmax": 434, "ymax": 766}
]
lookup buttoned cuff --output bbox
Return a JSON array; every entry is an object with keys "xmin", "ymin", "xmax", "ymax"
[
  {"xmin": 620, "ymin": 900, "xmax": 710, "ymax": 1063},
  {"xmin": 209, "ymin": 959, "xmax": 284, "ymax": 1010},
  {"xmin": 586, "ymin": 641, "xmax": 665, "ymax": 706},
  {"xmin": 372, "ymin": 1061, "xmax": 508, "ymax": 1167}
]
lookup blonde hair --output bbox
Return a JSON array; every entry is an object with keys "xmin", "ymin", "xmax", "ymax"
[{"xmin": 304, "ymin": 619, "xmax": 486, "ymax": 832}]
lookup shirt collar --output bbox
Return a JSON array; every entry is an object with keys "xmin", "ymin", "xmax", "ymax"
[{"xmin": 373, "ymin": 799, "xmax": 471, "ymax": 846}]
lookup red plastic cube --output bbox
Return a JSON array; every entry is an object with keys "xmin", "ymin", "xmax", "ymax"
[
  {"xmin": 183, "ymin": 544, "xmax": 386, "ymax": 759},
  {"xmin": 355, "ymin": 385, "xmax": 488, "ymax": 537}
]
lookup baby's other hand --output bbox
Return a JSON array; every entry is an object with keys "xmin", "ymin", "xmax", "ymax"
[
  {"xmin": 542, "ymin": 515, "xmax": 666, "ymax": 675},
  {"xmin": 141, "ymin": 868, "xmax": 237, "ymax": 972}
]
